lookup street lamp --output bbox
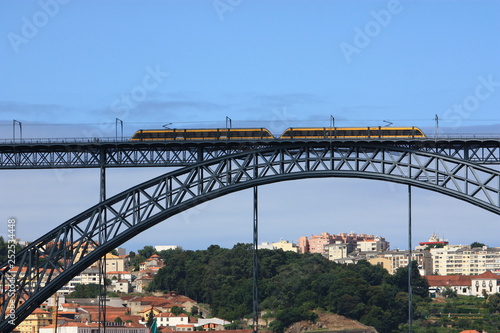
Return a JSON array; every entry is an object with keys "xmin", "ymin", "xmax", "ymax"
[
  {"xmin": 434, "ymin": 114, "xmax": 439, "ymax": 139},
  {"xmin": 13, "ymin": 120, "xmax": 22, "ymax": 141},
  {"xmin": 115, "ymin": 118, "xmax": 123, "ymax": 141}
]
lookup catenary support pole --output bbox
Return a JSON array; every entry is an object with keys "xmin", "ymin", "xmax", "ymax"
[
  {"xmin": 252, "ymin": 186, "xmax": 259, "ymax": 333},
  {"xmin": 408, "ymin": 185, "xmax": 413, "ymax": 333},
  {"xmin": 98, "ymin": 155, "xmax": 107, "ymax": 333}
]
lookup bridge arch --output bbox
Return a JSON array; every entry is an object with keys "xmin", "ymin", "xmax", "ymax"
[{"xmin": 1, "ymin": 143, "xmax": 499, "ymax": 331}]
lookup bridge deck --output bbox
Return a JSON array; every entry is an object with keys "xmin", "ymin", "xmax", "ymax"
[{"xmin": 0, "ymin": 138, "xmax": 499, "ymax": 168}]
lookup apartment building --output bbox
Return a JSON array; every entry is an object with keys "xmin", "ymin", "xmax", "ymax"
[
  {"xmin": 16, "ymin": 308, "xmax": 52, "ymax": 333},
  {"xmin": 298, "ymin": 232, "xmax": 389, "ymax": 256},
  {"xmin": 369, "ymin": 250, "xmax": 433, "ymax": 276},
  {"xmin": 259, "ymin": 239, "xmax": 299, "ymax": 252},
  {"xmin": 430, "ymin": 245, "xmax": 500, "ymax": 275},
  {"xmin": 326, "ymin": 241, "xmax": 355, "ymax": 260},
  {"xmin": 334, "ymin": 249, "xmax": 433, "ymax": 275},
  {"xmin": 89, "ymin": 252, "xmax": 130, "ymax": 272}
]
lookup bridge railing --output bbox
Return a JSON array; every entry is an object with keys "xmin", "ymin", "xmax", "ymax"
[
  {"xmin": 0, "ymin": 134, "xmax": 499, "ymax": 145},
  {"xmin": 0, "ymin": 137, "xmax": 130, "ymax": 144}
]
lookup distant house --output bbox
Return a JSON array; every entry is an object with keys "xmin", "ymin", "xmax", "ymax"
[
  {"xmin": 471, "ymin": 271, "xmax": 500, "ymax": 296},
  {"xmin": 156, "ymin": 312, "xmax": 189, "ymax": 327},
  {"xmin": 140, "ymin": 254, "xmax": 165, "ymax": 271},
  {"xmin": 425, "ymin": 275, "xmax": 473, "ymax": 296},
  {"xmin": 40, "ymin": 322, "xmax": 147, "ymax": 333},
  {"xmin": 110, "ymin": 279, "xmax": 131, "ymax": 293},
  {"xmin": 425, "ymin": 271, "xmax": 500, "ymax": 297},
  {"xmin": 176, "ymin": 324, "xmax": 195, "ymax": 331},
  {"xmin": 196, "ymin": 317, "xmax": 231, "ymax": 331},
  {"xmin": 107, "ymin": 271, "xmax": 133, "ymax": 281},
  {"xmin": 126, "ymin": 296, "xmax": 184, "ymax": 316},
  {"xmin": 16, "ymin": 308, "xmax": 52, "ymax": 333},
  {"xmin": 134, "ymin": 273, "xmax": 155, "ymax": 293},
  {"xmin": 139, "ymin": 306, "xmax": 163, "ymax": 321}
]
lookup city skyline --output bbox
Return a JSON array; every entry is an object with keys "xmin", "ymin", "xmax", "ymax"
[{"xmin": 1, "ymin": 0, "xmax": 499, "ymax": 252}]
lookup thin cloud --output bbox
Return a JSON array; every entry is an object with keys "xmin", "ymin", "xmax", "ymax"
[{"xmin": 0, "ymin": 101, "xmax": 72, "ymax": 121}]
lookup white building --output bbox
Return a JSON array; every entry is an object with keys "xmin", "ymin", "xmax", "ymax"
[
  {"xmin": 356, "ymin": 237, "xmax": 390, "ymax": 252},
  {"xmin": 430, "ymin": 245, "xmax": 500, "ymax": 275},
  {"xmin": 335, "ymin": 249, "xmax": 433, "ymax": 275},
  {"xmin": 40, "ymin": 322, "xmax": 148, "ymax": 333},
  {"xmin": 156, "ymin": 312, "xmax": 189, "ymax": 328},
  {"xmin": 196, "ymin": 317, "xmax": 231, "ymax": 330},
  {"xmin": 155, "ymin": 245, "xmax": 182, "ymax": 252},
  {"xmin": 258, "ymin": 239, "xmax": 298, "ymax": 252},
  {"xmin": 425, "ymin": 271, "xmax": 500, "ymax": 297},
  {"xmin": 326, "ymin": 242, "xmax": 355, "ymax": 260}
]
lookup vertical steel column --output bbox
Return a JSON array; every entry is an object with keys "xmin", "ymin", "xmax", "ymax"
[
  {"xmin": 252, "ymin": 186, "xmax": 259, "ymax": 333},
  {"xmin": 98, "ymin": 150, "xmax": 107, "ymax": 332},
  {"xmin": 408, "ymin": 185, "xmax": 413, "ymax": 333}
]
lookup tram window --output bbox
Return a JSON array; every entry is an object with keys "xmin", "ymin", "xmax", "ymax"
[{"xmin": 357, "ymin": 130, "xmax": 368, "ymax": 136}]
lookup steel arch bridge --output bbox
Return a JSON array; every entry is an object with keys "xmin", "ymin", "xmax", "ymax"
[{"xmin": 1, "ymin": 142, "xmax": 500, "ymax": 332}]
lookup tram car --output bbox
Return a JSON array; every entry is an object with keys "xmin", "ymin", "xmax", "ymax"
[
  {"xmin": 130, "ymin": 126, "xmax": 426, "ymax": 141},
  {"xmin": 279, "ymin": 127, "xmax": 426, "ymax": 139},
  {"xmin": 130, "ymin": 128, "xmax": 275, "ymax": 141}
]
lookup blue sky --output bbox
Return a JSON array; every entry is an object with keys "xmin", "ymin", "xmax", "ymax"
[{"xmin": 0, "ymin": 0, "xmax": 499, "ymax": 252}]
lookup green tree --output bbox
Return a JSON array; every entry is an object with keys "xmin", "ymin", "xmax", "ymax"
[
  {"xmin": 171, "ymin": 305, "xmax": 183, "ymax": 316},
  {"xmin": 386, "ymin": 261, "xmax": 429, "ymax": 299},
  {"xmin": 114, "ymin": 317, "xmax": 123, "ymax": 323},
  {"xmin": 471, "ymin": 242, "xmax": 486, "ymax": 248},
  {"xmin": 130, "ymin": 253, "xmax": 147, "ymax": 271},
  {"xmin": 191, "ymin": 305, "xmax": 199, "ymax": 316},
  {"xmin": 138, "ymin": 245, "xmax": 158, "ymax": 258},
  {"xmin": 67, "ymin": 283, "xmax": 103, "ymax": 298},
  {"xmin": 146, "ymin": 308, "xmax": 155, "ymax": 328},
  {"xmin": 442, "ymin": 287, "xmax": 457, "ymax": 298},
  {"xmin": 269, "ymin": 309, "xmax": 317, "ymax": 333},
  {"xmin": 486, "ymin": 293, "xmax": 500, "ymax": 313},
  {"xmin": 361, "ymin": 306, "xmax": 393, "ymax": 333},
  {"xmin": 0, "ymin": 236, "xmax": 23, "ymax": 265}
]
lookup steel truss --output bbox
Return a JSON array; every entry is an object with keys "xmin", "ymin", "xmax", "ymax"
[
  {"xmin": 0, "ymin": 139, "xmax": 499, "ymax": 169},
  {"xmin": 1, "ymin": 143, "xmax": 500, "ymax": 332}
]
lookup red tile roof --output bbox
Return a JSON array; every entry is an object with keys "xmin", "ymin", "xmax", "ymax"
[
  {"xmin": 157, "ymin": 313, "xmax": 188, "ymax": 318},
  {"xmin": 424, "ymin": 275, "xmax": 471, "ymax": 287},
  {"xmin": 473, "ymin": 271, "xmax": 500, "ymax": 279},
  {"xmin": 43, "ymin": 321, "xmax": 145, "ymax": 328}
]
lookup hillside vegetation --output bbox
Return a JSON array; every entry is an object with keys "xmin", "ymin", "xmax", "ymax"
[
  {"xmin": 409, "ymin": 294, "xmax": 500, "ymax": 333},
  {"xmin": 147, "ymin": 244, "xmax": 430, "ymax": 333}
]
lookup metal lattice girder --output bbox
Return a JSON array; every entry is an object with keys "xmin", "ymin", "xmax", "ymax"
[
  {"xmin": 0, "ymin": 139, "xmax": 499, "ymax": 169},
  {"xmin": 415, "ymin": 140, "xmax": 500, "ymax": 164},
  {"xmin": 1, "ymin": 144, "xmax": 500, "ymax": 332}
]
